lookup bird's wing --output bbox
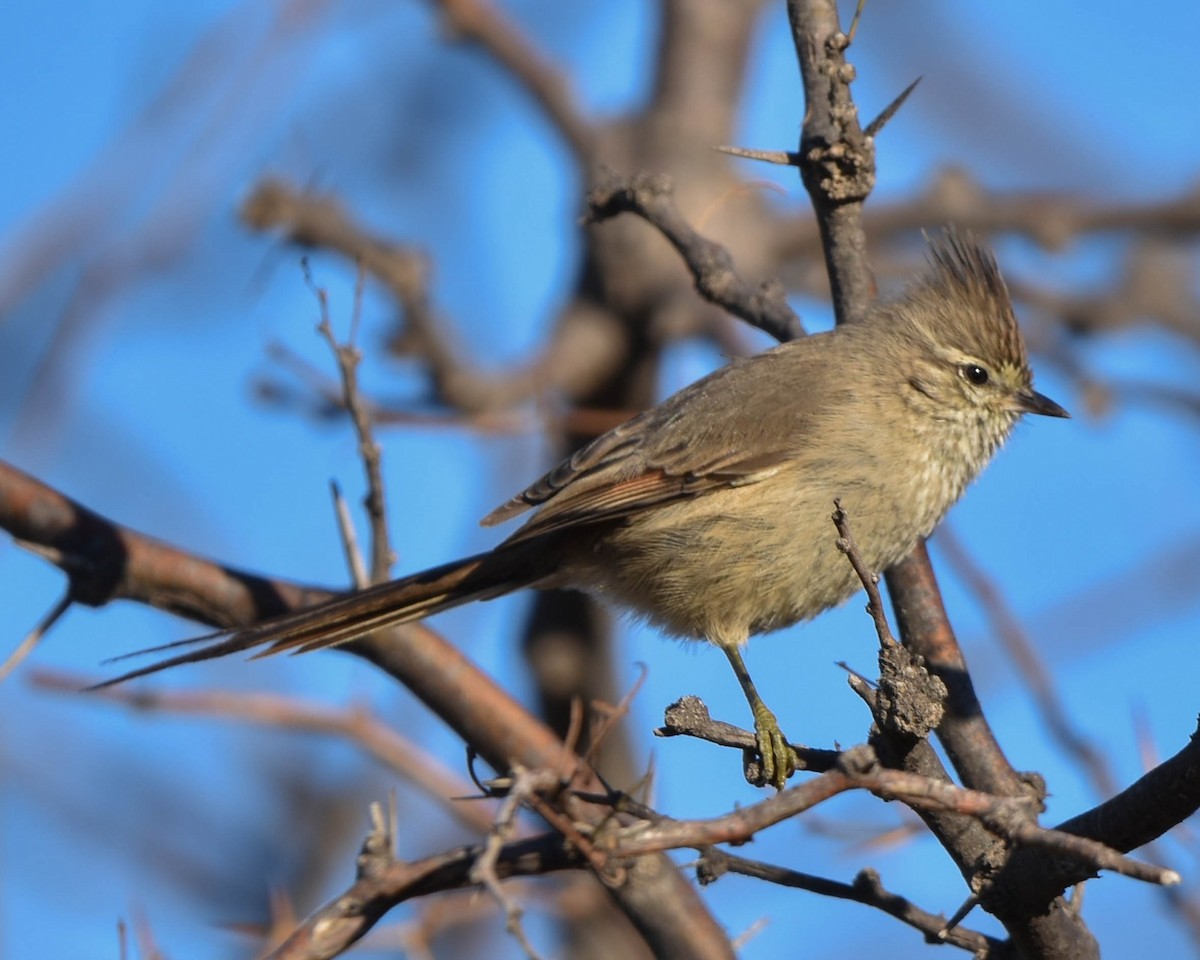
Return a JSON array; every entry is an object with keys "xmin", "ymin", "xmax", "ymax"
[{"xmin": 483, "ymin": 337, "xmax": 839, "ymax": 543}]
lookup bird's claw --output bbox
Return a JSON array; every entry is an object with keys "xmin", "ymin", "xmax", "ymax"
[{"xmin": 752, "ymin": 702, "xmax": 796, "ymax": 790}]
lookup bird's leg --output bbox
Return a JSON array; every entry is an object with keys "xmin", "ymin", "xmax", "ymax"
[{"xmin": 720, "ymin": 642, "xmax": 795, "ymax": 790}]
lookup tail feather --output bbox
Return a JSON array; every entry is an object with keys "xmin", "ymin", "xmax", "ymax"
[{"xmin": 93, "ymin": 549, "xmax": 529, "ymax": 688}]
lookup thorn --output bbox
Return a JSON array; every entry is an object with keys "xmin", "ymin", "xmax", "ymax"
[
  {"xmin": 713, "ymin": 144, "xmax": 801, "ymax": 167},
  {"xmin": 0, "ymin": 591, "xmax": 72, "ymax": 683},
  {"xmin": 937, "ymin": 894, "xmax": 978, "ymax": 940},
  {"xmin": 846, "ymin": 0, "xmax": 868, "ymax": 44},
  {"xmin": 864, "ymin": 76, "xmax": 922, "ymax": 138}
]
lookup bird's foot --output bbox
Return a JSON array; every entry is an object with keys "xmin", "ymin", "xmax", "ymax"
[{"xmin": 752, "ymin": 702, "xmax": 796, "ymax": 791}]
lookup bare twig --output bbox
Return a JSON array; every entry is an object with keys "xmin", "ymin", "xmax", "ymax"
[
  {"xmin": 244, "ymin": 179, "xmax": 622, "ymax": 417},
  {"xmin": 607, "ymin": 744, "xmax": 1178, "ymax": 890},
  {"xmin": 586, "ymin": 170, "xmax": 806, "ymax": 343},
  {"xmin": 834, "ymin": 502, "xmax": 948, "ymax": 740},
  {"xmin": 580, "ymin": 663, "xmax": 647, "ymax": 769},
  {"xmin": 30, "ymin": 668, "xmax": 501, "ymax": 836},
  {"xmin": 832, "ymin": 499, "xmax": 895, "ymax": 647},
  {"xmin": 705, "ymin": 850, "xmax": 1001, "ymax": 955},
  {"xmin": 655, "ymin": 695, "xmax": 841, "ymax": 774},
  {"xmin": 996, "ymin": 722, "xmax": 1200, "ymax": 913},
  {"xmin": 434, "ymin": 0, "xmax": 596, "ymax": 163},
  {"xmin": 263, "ymin": 832, "xmax": 584, "ymax": 960},
  {"xmin": 470, "ymin": 766, "xmax": 561, "ymax": 960},
  {"xmin": 257, "ymin": 339, "xmax": 530, "ymax": 433},
  {"xmin": 308, "ymin": 261, "xmax": 395, "ymax": 582},
  {"xmin": 330, "ymin": 480, "xmax": 369, "ymax": 590}
]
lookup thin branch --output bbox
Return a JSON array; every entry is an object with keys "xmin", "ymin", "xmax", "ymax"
[
  {"xmin": 264, "ymin": 832, "xmax": 584, "ymax": 960},
  {"xmin": 30, "ymin": 668, "xmax": 500, "ymax": 836},
  {"xmin": 256, "ymin": 339, "xmax": 530, "ymax": 433},
  {"xmin": 434, "ymin": 0, "xmax": 596, "ymax": 163},
  {"xmin": 308, "ymin": 261, "xmax": 395, "ymax": 582},
  {"xmin": 706, "ymin": 850, "xmax": 1001, "ymax": 955},
  {"xmin": 833, "ymin": 499, "xmax": 895, "ymax": 647},
  {"xmin": 607, "ymin": 744, "xmax": 1177, "ymax": 890},
  {"xmin": 886, "ymin": 540, "xmax": 1030, "ymax": 795},
  {"xmin": 243, "ymin": 179, "xmax": 623, "ymax": 416},
  {"xmin": 772, "ymin": 18, "xmax": 1084, "ymax": 937},
  {"xmin": 579, "ymin": 663, "xmax": 646, "ymax": 770},
  {"xmin": 655, "ymin": 695, "xmax": 841, "ymax": 774},
  {"xmin": 470, "ymin": 767, "xmax": 560, "ymax": 960},
  {"xmin": 586, "ymin": 170, "xmax": 805, "ymax": 343}
]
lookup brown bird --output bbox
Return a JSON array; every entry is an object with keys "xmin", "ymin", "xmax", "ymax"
[{"xmin": 101, "ymin": 232, "xmax": 1067, "ymax": 788}]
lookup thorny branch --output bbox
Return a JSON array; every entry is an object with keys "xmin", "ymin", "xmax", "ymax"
[
  {"xmin": 787, "ymin": 5, "xmax": 1119, "ymax": 958},
  {"xmin": 230, "ymin": 739, "xmax": 1184, "ymax": 960},
  {"xmin": 605, "ymin": 743, "xmax": 1177, "ymax": 890}
]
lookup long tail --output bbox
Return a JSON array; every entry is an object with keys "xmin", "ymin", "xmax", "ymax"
[{"xmin": 94, "ymin": 547, "xmax": 537, "ymax": 687}]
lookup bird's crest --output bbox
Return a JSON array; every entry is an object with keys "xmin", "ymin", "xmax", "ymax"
[{"xmin": 911, "ymin": 230, "xmax": 1029, "ymax": 376}]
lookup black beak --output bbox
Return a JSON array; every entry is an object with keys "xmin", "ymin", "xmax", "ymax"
[{"xmin": 1017, "ymin": 389, "xmax": 1070, "ymax": 419}]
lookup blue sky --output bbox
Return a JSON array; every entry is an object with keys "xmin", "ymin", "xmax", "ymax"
[{"xmin": 2, "ymin": 2, "xmax": 1200, "ymax": 959}]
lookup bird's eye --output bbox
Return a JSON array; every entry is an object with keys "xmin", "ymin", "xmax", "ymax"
[{"xmin": 961, "ymin": 364, "xmax": 989, "ymax": 386}]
